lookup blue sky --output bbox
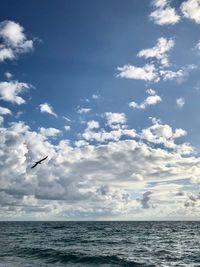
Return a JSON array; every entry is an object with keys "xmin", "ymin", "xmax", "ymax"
[{"xmin": 1, "ymin": 0, "xmax": 200, "ymax": 220}]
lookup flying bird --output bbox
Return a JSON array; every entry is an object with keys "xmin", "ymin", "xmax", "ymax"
[{"xmin": 31, "ymin": 156, "xmax": 48, "ymax": 169}]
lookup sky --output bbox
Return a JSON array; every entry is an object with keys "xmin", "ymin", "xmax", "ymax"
[{"xmin": 1, "ymin": 0, "xmax": 200, "ymax": 220}]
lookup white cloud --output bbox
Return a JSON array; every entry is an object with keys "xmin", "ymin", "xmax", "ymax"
[
  {"xmin": 150, "ymin": 0, "xmax": 180, "ymax": 25},
  {"xmin": 0, "ymin": 81, "xmax": 30, "ymax": 104},
  {"xmin": 160, "ymin": 65, "xmax": 197, "ymax": 83},
  {"xmin": 39, "ymin": 127, "xmax": 61, "ymax": 137},
  {"xmin": 129, "ymin": 91, "xmax": 162, "ymax": 110},
  {"xmin": 141, "ymin": 117, "xmax": 187, "ymax": 149},
  {"xmin": 105, "ymin": 112, "xmax": 127, "ymax": 129},
  {"xmin": 117, "ymin": 39, "xmax": 195, "ymax": 84},
  {"xmin": 77, "ymin": 107, "xmax": 91, "ymax": 114},
  {"xmin": 0, "ymin": 117, "xmax": 199, "ymax": 220},
  {"xmin": 81, "ymin": 114, "xmax": 135, "ymax": 143},
  {"xmin": 176, "ymin": 97, "xmax": 185, "ymax": 108},
  {"xmin": 82, "ymin": 128, "xmax": 137, "ymax": 143},
  {"xmin": 196, "ymin": 40, "xmax": 200, "ymax": 50},
  {"xmin": 87, "ymin": 120, "xmax": 100, "ymax": 130},
  {"xmin": 146, "ymin": 88, "xmax": 156, "ymax": 95},
  {"xmin": 181, "ymin": 0, "xmax": 200, "ymax": 24},
  {"xmin": 0, "ymin": 46, "xmax": 14, "ymax": 62},
  {"xmin": 0, "ymin": 20, "xmax": 34, "ymax": 62},
  {"xmin": 141, "ymin": 95, "xmax": 162, "ymax": 107},
  {"xmin": 39, "ymin": 103, "xmax": 57, "ymax": 117},
  {"xmin": 0, "ymin": 20, "xmax": 25, "ymax": 45},
  {"xmin": 117, "ymin": 64, "xmax": 159, "ymax": 82},
  {"xmin": 74, "ymin": 140, "xmax": 89, "ymax": 147},
  {"xmin": 4, "ymin": 72, "xmax": 12, "ymax": 79},
  {"xmin": 153, "ymin": 0, "xmax": 168, "ymax": 9},
  {"xmin": 137, "ymin": 37, "xmax": 175, "ymax": 67},
  {"xmin": 64, "ymin": 125, "xmax": 71, "ymax": 131},
  {"xmin": 0, "ymin": 106, "xmax": 12, "ymax": 115},
  {"xmin": 92, "ymin": 94, "xmax": 100, "ymax": 99}
]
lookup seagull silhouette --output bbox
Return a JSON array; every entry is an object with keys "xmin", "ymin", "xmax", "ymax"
[{"xmin": 31, "ymin": 156, "xmax": 48, "ymax": 169}]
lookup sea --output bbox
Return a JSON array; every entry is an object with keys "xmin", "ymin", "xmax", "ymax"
[{"xmin": 0, "ymin": 221, "xmax": 200, "ymax": 267}]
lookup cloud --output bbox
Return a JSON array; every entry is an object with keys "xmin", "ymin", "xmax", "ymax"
[
  {"xmin": 81, "ymin": 115, "xmax": 135, "ymax": 142},
  {"xmin": 0, "ymin": 106, "xmax": 12, "ymax": 115},
  {"xmin": 0, "ymin": 20, "xmax": 34, "ymax": 62},
  {"xmin": 117, "ymin": 64, "xmax": 159, "ymax": 82},
  {"xmin": 150, "ymin": 0, "xmax": 180, "ymax": 25},
  {"xmin": 176, "ymin": 97, "xmax": 185, "ymax": 108},
  {"xmin": 184, "ymin": 192, "xmax": 200, "ymax": 207},
  {"xmin": 39, "ymin": 103, "xmax": 57, "ymax": 117},
  {"xmin": 0, "ymin": 81, "xmax": 30, "ymax": 104},
  {"xmin": 160, "ymin": 65, "xmax": 197, "ymax": 83},
  {"xmin": 105, "ymin": 112, "xmax": 127, "ymax": 129},
  {"xmin": 4, "ymin": 72, "xmax": 12, "ymax": 79},
  {"xmin": 82, "ymin": 128, "xmax": 137, "ymax": 143},
  {"xmin": 137, "ymin": 37, "xmax": 175, "ymax": 67},
  {"xmin": 141, "ymin": 117, "xmax": 187, "ymax": 149},
  {"xmin": 0, "ymin": 117, "xmax": 199, "ymax": 220},
  {"xmin": 196, "ymin": 40, "xmax": 200, "ymax": 50},
  {"xmin": 86, "ymin": 120, "xmax": 100, "ymax": 130},
  {"xmin": 117, "ymin": 39, "xmax": 196, "ymax": 84},
  {"xmin": 64, "ymin": 126, "xmax": 71, "ymax": 131},
  {"xmin": 129, "ymin": 90, "xmax": 162, "ymax": 109},
  {"xmin": 74, "ymin": 140, "xmax": 89, "ymax": 147},
  {"xmin": 146, "ymin": 88, "xmax": 156, "ymax": 95},
  {"xmin": 153, "ymin": 0, "xmax": 168, "ymax": 9},
  {"xmin": 77, "ymin": 108, "xmax": 91, "ymax": 114},
  {"xmin": 92, "ymin": 94, "xmax": 100, "ymax": 99},
  {"xmin": 181, "ymin": 0, "xmax": 200, "ymax": 24},
  {"xmin": 140, "ymin": 191, "xmax": 152, "ymax": 209},
  {"xmin": 39, "ymin": 127, "xmax": 61, "ymax": 137}
]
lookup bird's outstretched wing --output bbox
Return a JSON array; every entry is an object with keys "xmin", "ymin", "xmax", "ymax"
[
  {"xmin": 31, "ymin": 156, "xmax": 48, "ymax": 169},
  {"xmin": 40, "ymin": 156, "xmax": 48, "ymax": 163},
  {"xmin": 31, "ymin": 162, "xmax": 38, "ymax": 169}
]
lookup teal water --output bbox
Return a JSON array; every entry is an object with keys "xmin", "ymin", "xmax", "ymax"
[{"xmin": 0, "ymin": 221, "xmax": 200, "ymax": 266}]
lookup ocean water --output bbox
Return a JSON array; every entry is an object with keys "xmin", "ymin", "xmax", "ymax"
[{"xmin": 0, "ymin": 221, "xmax": 200, "ymax": 267}]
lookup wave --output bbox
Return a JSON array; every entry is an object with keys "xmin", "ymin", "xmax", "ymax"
[{"xmin": 18, "ymin": 247, "xmax": 150, "ymax": 266}]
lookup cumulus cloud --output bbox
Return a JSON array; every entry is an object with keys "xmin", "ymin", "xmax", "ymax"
[
  {"xmin": 196, "ymin": 40, "xmax": 200, "ymax": 50},
  {"xmin": 0, "ymin": 81, "xmax": 30, "ymax": 105},
  {"xmin": 86, "ymin": 120, "xmax": 100, "ymax": 130},
  {"xmin": 74, "ymin": 140, "xmax": 89, "ymax": 147},
  {"xmin": 0, "ymin": 20, "xmax": 34, "ymax": 62},
  {"xmin": 117, "ymin": 37, "xmax": 196, "ymax": 84},
  {"xmin": 0, "ymin": 106, "xmax": 12, "ymax": 115},
  {"xmin": 82, "ymin": 128, "xmax": 137, "ymax": 143},
  {"xmin": 81, "ymin": 114, "xmax": 135, "ymax": 142},
  {"xmin": 129, "ymin": 90, "xmax": 162, "ymax": 109},
  {"xmin": 181, "ymin": 0, "xmax": 200, "ymax": 24},
  {"xmin": 39, "ymin": 103, "xmax": 57, "ymax": 117},
  {"xmin": 137, "ymin": 37, "xmax": 175, "ymax": 67},
  {"xmin": 141, "ymin": 117, "xmax": 187, "ymax": 150},
  {"xmin": 117, "ymin": 64, "xmax": 159, "ymax": 82},
  {"xmin": 39, "ymin": 127, "xmax": 61, "ymax": 137},
  {"xmin": 105, "ymin": 112, "xmax": 127, "ymax": 129},
  {"xmin": 150, "ymin": 0, "xmax": 180, "ymax": 25},
  {"xmin": 160, "ymin": 64, "xmax": 197, "ymax": 83},
  {"xmin": 0, "ymin": 117, "xmax": 199, "ymax": 220},
  {"xmin": 146, "ymin": 88, "xmax": 156, "ymax": 95},
  {"xmin": 176, "ymin": 97, "xmax": 185, "ymax": 108}
]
